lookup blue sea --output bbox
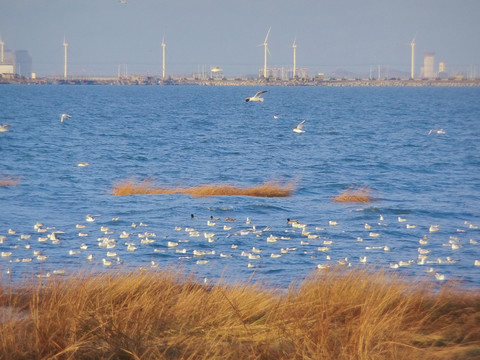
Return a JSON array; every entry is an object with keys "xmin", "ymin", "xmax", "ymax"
[{"xmin": 1, "ymin": 85, "xmax": 479, "ymax": 288}]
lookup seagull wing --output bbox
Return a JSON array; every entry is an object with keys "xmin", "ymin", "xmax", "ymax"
[
  {"xmin": 296, "ymin": 119, "xmax": 306, "ymax": 130},
  {"xmin": 254, "ymin": 90, "xmax": 267, "ymax": 97},
  {"xmin": 60, "ymin": 114, "xmax": 72, "ymax": 122}
]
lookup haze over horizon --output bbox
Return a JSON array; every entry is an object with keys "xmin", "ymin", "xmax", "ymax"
[{"xmin": 1, "ymin": 0, "xmax": 479, "ymax": 78}]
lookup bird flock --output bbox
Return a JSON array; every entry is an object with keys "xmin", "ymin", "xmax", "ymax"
[{"xmin": 1, "ymin": 209, "xmax": 479, "ymax": 285}]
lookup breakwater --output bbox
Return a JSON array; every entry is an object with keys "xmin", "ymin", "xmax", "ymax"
[{"xmin": 1, "ymin": 76, "xmax": 480, "ymax": 87}]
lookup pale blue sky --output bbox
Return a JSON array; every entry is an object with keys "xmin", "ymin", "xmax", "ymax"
[{"xmin": 1, "ymin": 0, "xmax": 479, "ymax": 77}]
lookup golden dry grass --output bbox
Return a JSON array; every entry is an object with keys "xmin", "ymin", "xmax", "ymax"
[
  {"xmin": 332, "ymin": 186, "xmax": 372, "ymax": 203},
  {"xmin": 112, "ymin": 178, "xmax": 295, "ymax": 197},
  {"xmin": 1, "ymin": 267, "xmax": 479, "ymax": 359},
  {"xmin": 0, "ymin": 176, "xmax": 21, "ymax": 187}
]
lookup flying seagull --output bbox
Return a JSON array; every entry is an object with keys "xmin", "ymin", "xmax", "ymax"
[
  {"xmin": 60, "ymin": 113, "xmax": 72, "ymax": 122},
  {"xmin": 245, "ymin": 90, "xmax": 267, "ymax": 102},
  {"xmin": 0, "ymin": 124, "xmax": 9, "ymax": 132},
  {"xmin": 293, "ymin": 120, "xmax": 306, "ymax": 133}
]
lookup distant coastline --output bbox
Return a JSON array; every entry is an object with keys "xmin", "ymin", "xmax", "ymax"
[{"xmin": 1, "ymin": 76, "xmax": 480, "ymax": 87}]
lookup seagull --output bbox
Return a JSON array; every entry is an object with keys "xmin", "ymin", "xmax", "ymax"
[
  {"xmin": 245, "ymin": 90, "xmax": 267, "ymax": 102},
  {"xmin": 293, "ymin": 120, "xmax": 306, "ymax": 133},
  {"xmin": 428, "ymin": 128, "xmax": 445, "ymax": 135},
  {"xmin": 60, "ymin": 113, "xmax": 72, "ymax": 122},
  {"xmin": 0, "ymin": 124, "xmax": 9, "ymax": 132}
]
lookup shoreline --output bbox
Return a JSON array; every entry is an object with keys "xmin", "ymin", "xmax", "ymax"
[{"xmin": 2, "ymin": 77, "xmax": 480, "ymax": 87}]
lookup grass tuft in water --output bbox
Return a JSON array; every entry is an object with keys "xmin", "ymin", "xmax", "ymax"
[
  {"xmin": 0, "ymin": 176, "xmax": 21, "ymax": 187},
  {"xmin": 112, "ymin": 178, "xmax": 295, "ymax": 197},
  {"xmin": 332, "ymin": 186, "xmax": 372, "ymax": 203}
]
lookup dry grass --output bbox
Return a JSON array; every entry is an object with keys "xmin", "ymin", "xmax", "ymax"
[
  {"xmin": 1, "ymin": 267, "xmax": 479, "ymax": 359},
  {"xmin": 0, "ymin": 176, "xmax": 21, "ymax": 187},
  {"xmin": 112, "ymin": 178, "xmax": 295, "ymax": 197},
  {"xmin": 332, "ymin": 186, "xmax": 372, "ymax": 203}
]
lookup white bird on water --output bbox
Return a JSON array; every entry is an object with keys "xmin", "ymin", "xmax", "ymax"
[
  {"xmin": 293, "ymin": 120, "xmax": 306, "ymax": 133},
  {"xmin": 0, "ymin": 124, "xmax": 9, "ymax": 132},
  {"xmin": 245, "ymin": 90, "xmax": 267, "ymax": 102},
  {"xmin": 428, "ymin": 128, "xmax": 445, "ymax": 135},
  {"xmin": 60, "ymin": 113, "xmax": 72, "ymax": 122}
]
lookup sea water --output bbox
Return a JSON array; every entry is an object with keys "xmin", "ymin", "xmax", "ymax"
[{"xmin": 1, "ymin": 85, "xmax": 479, "ymax": 288}]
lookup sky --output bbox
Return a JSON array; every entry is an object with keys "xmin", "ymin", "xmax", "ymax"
[{"xmin": 1, "ymin": 0, "xmax": 479, "ymax": 77}]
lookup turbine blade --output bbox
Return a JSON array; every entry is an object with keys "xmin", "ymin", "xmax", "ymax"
[
  {"xmin": 264, "ymin": 27, "xmax": 271, "ymax": 43},
  {"xmin": 411, "ymin": 32, "xmax": 417, "ymax": 44}
]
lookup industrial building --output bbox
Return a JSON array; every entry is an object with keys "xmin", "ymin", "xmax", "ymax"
[
  {"xmin": 0, "ymin": 37, "xmax": 34, "ymax": 78},
  {"xmin": 438, "ymin": 61, "xmax": 448, "ymax": 78},
  {"xmin": 422, "ymin": 52, "xmax": 435, "ymax": 79},
  {"xmin": 0, "ymin": 50, "xmax": 15, "ymax": 77},
  {"xmin": 0, "ymin": 36, "xmax": 15, "ymax": 77},
  {"xmin": 15, "ymin": 50, "xmax": 32, "ymax": 78}
]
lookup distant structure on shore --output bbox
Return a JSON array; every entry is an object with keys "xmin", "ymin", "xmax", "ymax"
[
  {"xmin": 0, "ymin": 35, "xmax": 34, "ymax": 79},
  {"xmin": 292, "ymin": 38, "xmax": 297, "ymax": 78},
  {"xmin": 0, "ymin": 32, "xmax": 478, "ymax": 82},
  {"xmin": 261, "ymin": 28, "xmax": 271, "ymax": 79},
  {"xmin": 422, "ymin": 52, "xmax": 435, "ymax": 79},
  {"xmin": 14, "ymin": 50, "xmax": 32, "ymax": 78},
  {"xmin": 161, "ymin": 37, "xmax": 166, "ymax": 80},
  {"xmin": 410, "ymin": 35, "xmax": 416, "ymax": 79},
  {"xmin": 438, "ymin": 61, "xmax": 448, "ymax": 78},
  {"xmin": 63, "ymin": 37, "xmax": 68, "ymax": 80},
  {"xmin": 0, "ymin": 34, "xmax": 4, "ymax": 63}
]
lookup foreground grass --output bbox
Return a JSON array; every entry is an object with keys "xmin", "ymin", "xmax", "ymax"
[{"xmin": 1, "ymin": 268, "xmax": 479, "ymax": 359}]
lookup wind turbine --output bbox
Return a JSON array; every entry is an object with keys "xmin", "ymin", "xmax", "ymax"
[
  {"xmin": 260, "ymin": 27, "xmax": 271, "ymax": 78},
  {"xmin": 63, "ymin": 36, "xmax": 68, "ymax": 79},
  {"xmin": 292, "ymin": 37, "xmax": 297, "ymax": 78},
  {"xmin": 161, "ymin": 36, "xmax": 166, "ymax": 80},
  {"xmin": 410, "ymin": 34, "xmax": 416, "ymax": 79},
  {"xmin": 0, "ymin": 34, "xmax": 4, "ymax": 63}
]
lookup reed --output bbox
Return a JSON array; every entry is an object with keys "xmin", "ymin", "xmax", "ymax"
[
  {"xmin": 1, "ymin": 267, "xmax": 479, "ymax": 359},
  {"xmin": 112, "ymin": 179, "xmax": 295, "ymax": 197},
  {"xmin": 0, "ymin": 176, "xmax": 21, "ymax": 187},
  {"xmin": 332, "ymin": 186, "xmax": 372, "ymax": 203}
]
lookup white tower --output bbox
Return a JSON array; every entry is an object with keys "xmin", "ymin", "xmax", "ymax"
[
  {"xmin": 0, "ymin": 34, "xmax": 4, "ymax": 63},
  {"xmin": 63, "ymin": 36, "xmax": 68, "ymax": 79},
  {"xmin": 262, "ymin": 27, "xmax": 271, "ymax": 78},
  {"xmin": 292, "ymin": 38, "xmax": 297, "ymax": 78},
  {"xmin": 410, "ymin": 35, "xmax": 416, "ymax": 79},
  {"xmin": 161, "ymin": 37, "xmax": 166, "ymax": 80}
]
